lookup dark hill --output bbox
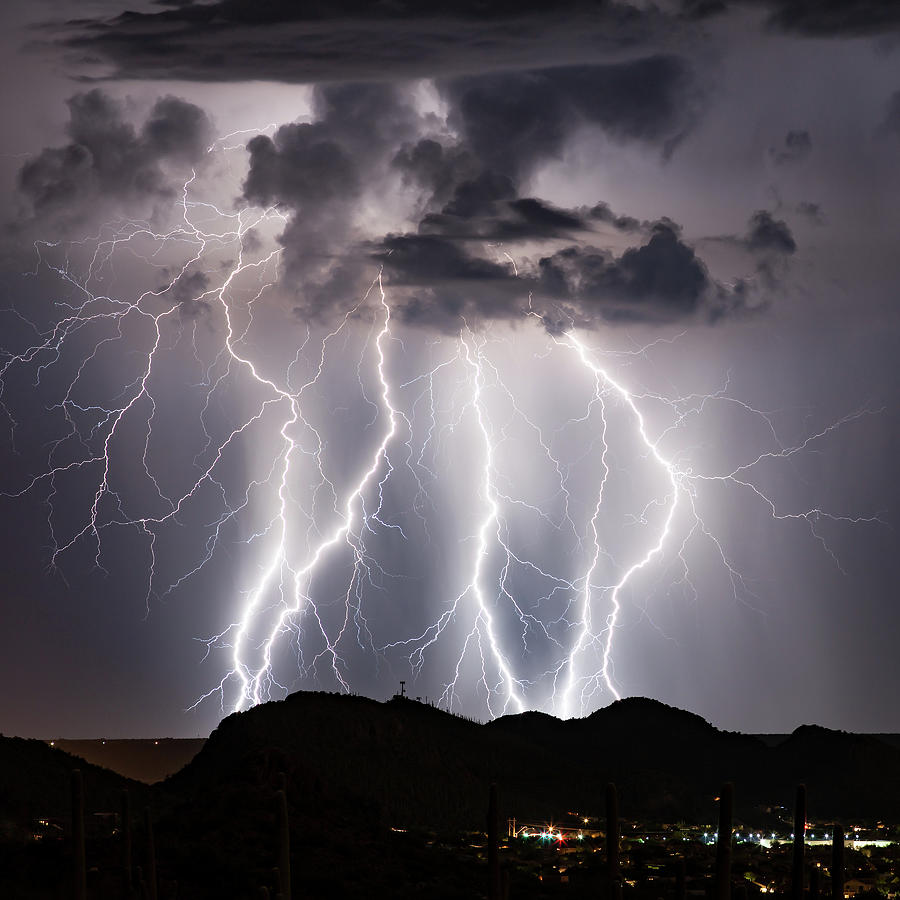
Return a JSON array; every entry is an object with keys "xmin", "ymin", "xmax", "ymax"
[
  {"xmin": 772, "ymin": 724, "xmax": 900, "ymax": 819},
  {"xmin": 0, "ymin": 734, "xmax": 149, "ymax": 845},
  {"xmin": 144, "ymin": 692, "xmax": 900, "ymax": 897},
  {"xmin": 161, "ymin": 691, "xmax": 551, "ymax": 829},
  {"xmin": 162, "ymin": 692, "xmax": 900, "ymax": 827},
  {"xmin": 7, "ymin": 693, "xmax": 900, "ymax": 900}
]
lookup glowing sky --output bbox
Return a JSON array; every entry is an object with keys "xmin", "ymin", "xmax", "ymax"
[{"xmin": 1, "ymin": 0, "xmax": 898, "ymax": 738}]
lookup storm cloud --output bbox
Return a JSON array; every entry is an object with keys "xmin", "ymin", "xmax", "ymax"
[
  {"xmin": 682, "ymin": 0, "xmax": 900, "ymax": 35},
  {"xmin": 759, "ymin": 0, "xmax": 900, "ymax": 37},
  {"xmin": 238, "ymin": 82, "xmax": 419, "ymax": 315},
  {"xmin": 441, "ymin": 57, "xmax": 697, "ymax": 179},
  {"xmin": 877, "ymin": 91, "xmax": 900, "ymax": 139},
  {"xmin": 16, "ymin": 4, "xmax": 796, "ymax": 335},
  {"xmin": 769, "ymin": 130, "xmax": 812, "ymax": 165},
  {"xmin": 376, "ymin": 218, "xmax": 764, "ymax": 333},
  {"xmin": 16, "ymin": 89, "xmax": 212, "ymax": 231},
  {"xmin": 52, "ymin": 0, "xmax": 678, "ymax": 85},
  {"xmin": 745, "ymin": 210, "xmax": 797, "ymax": 255}
]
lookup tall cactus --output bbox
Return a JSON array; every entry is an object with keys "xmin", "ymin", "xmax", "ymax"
[
  {"xmin": 831, "ymin": 824, "xmax": 844, "ymax": 900},
  {"xmin": 675, "ymin": 857, "xmax": 686, "ymax": 900},
  {"xmin": 792, "ymin": 785, "xmax": 806, "ymax": 900},
  {"xmin": 72, "ymin": 769, "xmax": 86, "ymax": 900},
  {"xmin": 715, "ymin": 783, "xmax": 733, "ymax": 900},
  {"xmin": 121, "ymin": 789, "xmax": 133, "ymax": 897},
  {"xmin": 606, "ymin": 781, "xmax": 620, "ymax": 890},
  {"xmin": 144, "ymin": 807, "xmax": 158, "ymax": 900},
  {"xmin": 487, "ymin": 782, "xmax": 500, "ymax": 900},
  {"xmin": 276, "ymin": 773, "xmax": 292, "ymax": 900}
]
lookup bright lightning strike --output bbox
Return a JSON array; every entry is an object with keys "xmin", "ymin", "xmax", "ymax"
[{"xmin": 0, "ymin": 125, "xmax": 884, "ymax": 727}]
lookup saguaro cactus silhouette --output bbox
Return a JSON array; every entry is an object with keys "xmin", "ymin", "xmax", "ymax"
[
  {"xmin": 792, "ymin": 785, "xmax": 807, "ymax": 900},
  {"xmin": 121, "ymin": 789, "xmax": 133, "ymax": 897},
  {"xmin": 144, "ymin": 807, "xmax": 158, "ymax": 900},
  {"xmin": 831, "ymin": 824, "xmax": 844, "ymax": 900},
  {"xmin": 487, "ymin": 782, "xmax": 501, "ymax": 900},
  {"xmin": 715, "ymin": 783, "xmax": 733, "ymax": 900},
  {"xmin": 606, "ymin": 781, "xmax": 620, "ymax": 887},
  {"xmin": 276, "ymin": 773, "xmax": 292, "ymax": 900},
  {"xmin": 72, "ymin": 769, "xmax": 86, "ymax": 900},
  {"xmin": 675, "ymin": 857, "xmax": 686, "ymax": 900}
]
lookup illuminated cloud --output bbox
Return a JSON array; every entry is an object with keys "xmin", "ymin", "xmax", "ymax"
[{"xmin": 16, "ymin": 90, "xmax": 213, "ymax": 231}]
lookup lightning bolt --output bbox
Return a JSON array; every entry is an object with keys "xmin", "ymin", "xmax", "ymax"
[
  {"xmin": 547, "ymin": 326, "xmax": 882, "ymax": 717},
  {"xmin": 1, "ymin": 124, "xmax": 884, "ymax": 726}
]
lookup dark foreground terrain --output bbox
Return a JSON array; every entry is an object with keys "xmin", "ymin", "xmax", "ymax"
[{"xmin": 3, "ymin": 693, "xmax": 900, "ymax": 898}]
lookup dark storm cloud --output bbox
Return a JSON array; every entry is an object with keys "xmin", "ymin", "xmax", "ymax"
[
  {"xmin": 587, "ymin": 202, "xmax": 643, "ymax": 233},
  {"xmin": 370, "ymin": 51, "xmax": 712, "ymax": 332},
  {"xmin": 796, "ymin": 201, "xmax": 826, "ymax": 225},
  {"xmin": 759, "ymin": 0, "xmax": 900, "ymax": 37},
  {"xmin": 877, "ymin": 91, "xmax": 900, "ymax": 139},
  {"xmin": 239, "ymin": 82, "xmax": 419, "ymax": 318},
  {"xmin": 769, "ymin": 130, "xmax": 812, "ymax": 165},
  {"xmin": 381, "ymin": 234, "xmax": 514, "ymax": 285},
  {"xmin": 243, "ymin": 130, "xmax": 358, "ymax": 209},
  {"xmin": 393, "ymin": 139, "xmax": 480, "ymax": 211},
  {"xmin": 386, "ymin": 57, "xmax": 695, "ymax": 254},
  {"xmin": 375, "ymin": 233, "xmax": 523, "ymax": 332},
  {"xmin": 235, "ymin": 55, "xmax": 762, "ymax": 334},
  {"xmin": 442, "ymin": 57, "xmax": 697, "ymax": 179},
  {"xmin": 536, "ymin": 220, "xmax": 714, "ymax": 324},
  {"xmin": 678, "ymin": 0, "xmax": 729, "ymax": 19},
  {"xmin": 241, "ymin": 83, "xmax": 416, "ymax": 211},
  {"xmin": 676, "ymin": 0, "xmax": 900, "ymax": 35},
  {"xmin": 377, "ymin": 220, "xmax": 757, "ymax": 333},
  {"xmin": 418, "ymin": 195, "xmax": 590, "ymax": 242},
  {"xmin": 745, "ymin": 210, "xmax": 797, "ymax": 254},
  {"xmin": 167, "ymin": 269, "xmax": 211, "ymax": 318},
  {"xmin": 394, "ymin": 141, "xmax": 642, "ymax": 242},
  {"xmin": 51, "ymin": 0, "xmax": 675, "ymax": 84},
  {"xmin": 241, "ymin": 52, "xmax": 700, "ymax": 321},
  {"xmin": 244, "ymin": 82, "xmax": 418, "ymax": 213},
  {"xmin": 16, "ymin": 89, "xmax": 212, "ymax": 230}
]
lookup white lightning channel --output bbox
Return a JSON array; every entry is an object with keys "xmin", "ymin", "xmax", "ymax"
[
  {"xmin": 556, "ymin": 331, "xmax": 681, "ymax": 717},
  {"xmin": 229, "ymin": 269, "xmax": 400, "ymax": 711},
  {"xmin": 1, "ymin": 126, "xmax": 884, "ymax": 728}
]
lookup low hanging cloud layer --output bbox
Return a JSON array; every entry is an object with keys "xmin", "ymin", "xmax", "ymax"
[
  {"xmin": 52, "ymin": 0, "xmax": 681, "ymax": 84},
  {"xmin": 753, "ymin": 0, "xmax": 900, "ymax": 36},
  {"xmin": 46, "ymin": 0, "xmax": 900, "ymax": 90},
  {"xmin": 376, "ymin": 208, "xmax": 794, "ymax": 333}
]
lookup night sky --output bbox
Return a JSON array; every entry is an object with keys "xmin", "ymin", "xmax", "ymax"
[{"xmin": 1, "ymin": 0, "xmax": 899, "ymax": 739}]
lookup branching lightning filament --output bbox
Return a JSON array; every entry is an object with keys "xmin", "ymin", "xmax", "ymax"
[{"xmin": 0, "ymin": 130, "xmax": 883, "ymax": 725}]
